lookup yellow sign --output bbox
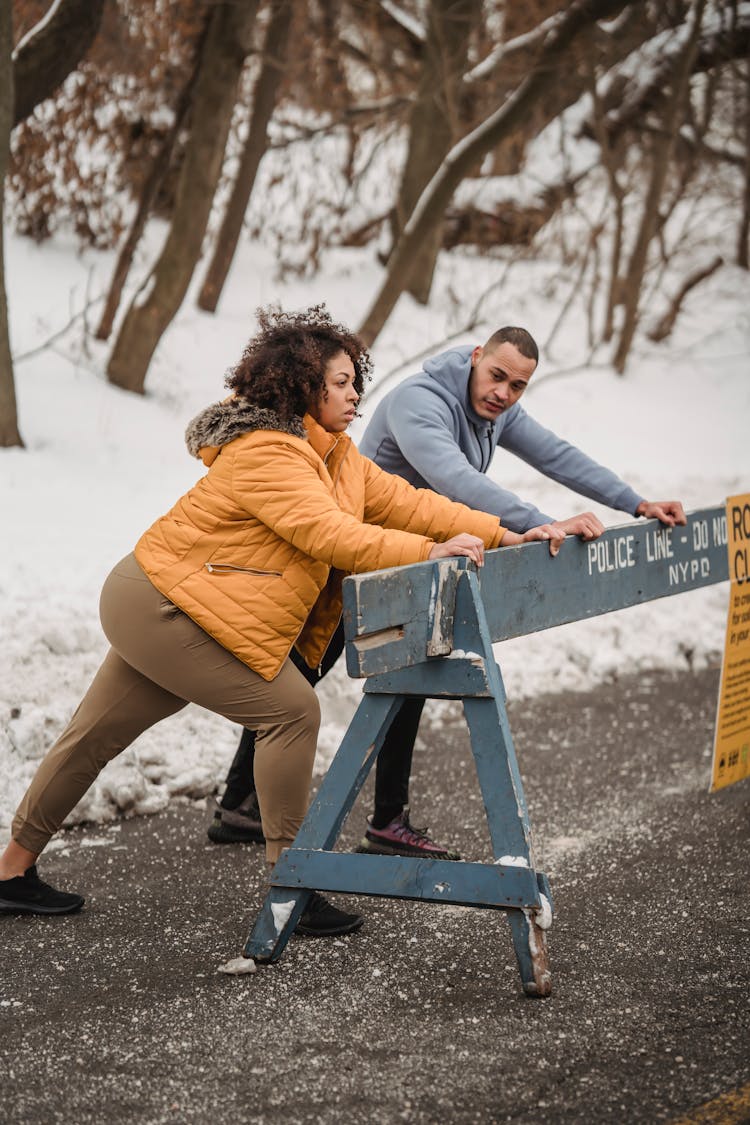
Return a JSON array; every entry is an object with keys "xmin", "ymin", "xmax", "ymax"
[{"xmin": 711, "ymin": 492, "xmax": 750, "ymax": 791}]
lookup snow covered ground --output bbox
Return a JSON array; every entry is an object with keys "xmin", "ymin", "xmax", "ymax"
[{"xmin": 1, "ymin": 216, "xmax": 748, "ymax": 841}]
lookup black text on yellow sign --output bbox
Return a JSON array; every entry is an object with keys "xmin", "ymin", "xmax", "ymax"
[{"xmin": 711, "ymin": 493, "xmax": 750, "ymax": 791}]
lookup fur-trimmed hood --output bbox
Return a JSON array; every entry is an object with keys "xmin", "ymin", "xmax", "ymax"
[{"xmin": 185, "ymin": 399, "xmax": 307, "ymax": 463}]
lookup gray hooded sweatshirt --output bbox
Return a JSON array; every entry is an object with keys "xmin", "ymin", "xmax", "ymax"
[{"xmin": 359, "ymin": 345, "xmax": 644, "ymax": 533}]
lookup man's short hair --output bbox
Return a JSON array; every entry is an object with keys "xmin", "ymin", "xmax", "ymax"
[{"xmin": 485, "ymin": 326, "xmax": 538, "ymax": 364}]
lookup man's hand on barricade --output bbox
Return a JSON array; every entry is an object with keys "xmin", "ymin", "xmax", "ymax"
[
  {"xmin": 502, "ymin": 524, "xmax": 567, "ymax": 557},
  {"xmin": 636, "ymin": 500, "xmax": 687, "ymax": 526},
  {"xmin": 550, "ymin": 512, "xmax": 605, "ymax": 540}
]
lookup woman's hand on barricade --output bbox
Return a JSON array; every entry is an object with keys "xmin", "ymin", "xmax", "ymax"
[
  {"xmin": 428, "ymin": 534, "xmax": 486, "ymax": 567},
  {"xmin": 502, "ymin": 524, "xmax": 566, "ymax": 557}
]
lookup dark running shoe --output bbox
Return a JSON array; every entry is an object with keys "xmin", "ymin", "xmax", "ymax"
[
  {"xmin": 207, "ymin": 793, "xmax": 265, "ymax": 845},
  {"xmin": 356, "ymin": 808, "xmax": 461, "ymax": 861},
  {"xmin": 295, "ymin": 892, "xmax": 364, "ymax": 938},
  {"xmin": 0, "ymin": 866, "xmax": 85, "ymax": 915}
]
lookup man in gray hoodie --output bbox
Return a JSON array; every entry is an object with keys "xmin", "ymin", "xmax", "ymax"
[
  {"xmin": 209, "ymin": 327, "xmax": 685, "ymax": 858},
  {"xmin": 361, "ymin": 327, "xmax": 683, "ymax": 537}
]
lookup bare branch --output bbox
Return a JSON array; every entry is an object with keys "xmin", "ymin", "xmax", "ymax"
[
  {"xmin": 14, "ymin": 292, "xmax": 102, "ymax": 364},
  {"xmin": 463, "ymin": 9, "xmax": 566, "ymax": 85},
  {"xmin": 582, "ymin": 7, "xmax": 750, "ymax": 144},
  {"xmin": 464, "ymin": 2, "xmax": 641, "ymax": 87},
  {"xmin": 647, "ymin": 255, "xmax": 724, "ymax": 341},
  {"xmin": 268, "ymin": 96, "xmax": 411, "ymax": 150},
  {"xmin": 379, "ymin": 0, "xmax": 426, "ymax": 44}
]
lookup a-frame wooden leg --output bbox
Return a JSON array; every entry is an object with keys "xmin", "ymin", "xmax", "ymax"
[
  {"xmin": 462, "ymin": 690, "xmax": 553, "ymax": 997},
  {"xmin": 459, "ymin": 571, "xmax": 553, "ymax": 997},
  {"xmin": 506, "ymin": 899, "xmax": 553, "ymax": 998},
  {"xmin": 243, "ymin": 693, "xmax": 403, "ymax": 962}
]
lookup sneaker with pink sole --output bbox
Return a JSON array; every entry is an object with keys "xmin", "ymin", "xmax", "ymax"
[{"xmin": 355, "ymin": 808, "xmax": 460, "ymax": 861}]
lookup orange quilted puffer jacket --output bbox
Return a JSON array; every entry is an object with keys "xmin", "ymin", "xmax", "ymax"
[{"xmin": 134, "ymin": 402, "xmax": 506, "ymax": 680}]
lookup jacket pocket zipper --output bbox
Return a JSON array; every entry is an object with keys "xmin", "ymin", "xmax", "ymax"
[{"xmin": 205, "ymin": 563, "xmax": 282, "ymax": 577}]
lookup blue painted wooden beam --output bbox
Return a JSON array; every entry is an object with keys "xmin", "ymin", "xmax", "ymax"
[
  {"xmin": 344, "ymin": 506, "xmax": 729, "ymax": 678},
  {"xmin": 364, "ymin": 654, "xmax": 493, "ymax": 697},
  {"xmin": 269, "ymin": 850, "xmax": 542, "ymax": 909}
]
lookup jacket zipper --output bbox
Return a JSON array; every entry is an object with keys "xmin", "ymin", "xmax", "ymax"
[
  {"xmin": 323, "ymin": 436, "xmax": 341, "ymax": 468},
  {"xmin": 323, "ymin": 436, "xmax": 350, "ymax": 489},
  {"xmin": 205, "ymin": 563, "xmax": 282, "ymax": 577}
]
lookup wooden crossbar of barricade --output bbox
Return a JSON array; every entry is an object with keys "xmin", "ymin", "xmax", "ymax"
[{"xmin": 243, "ymin": 507, "xmax": 730, "ymax": 996}]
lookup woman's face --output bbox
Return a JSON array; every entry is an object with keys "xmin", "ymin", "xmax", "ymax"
[{"xmin": 312, "ymin": 350, "xmax": 359, "ymax": 433}]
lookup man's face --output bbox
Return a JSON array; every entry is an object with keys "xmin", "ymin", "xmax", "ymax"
[{"xmin": 468, "ymin": 342, "xmax": 536, "ymax": 421}]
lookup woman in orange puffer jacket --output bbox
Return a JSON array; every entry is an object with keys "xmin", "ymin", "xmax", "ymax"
[{"xmin": 0, "ymin": 306, "xmax": 563, "ymax": 937}]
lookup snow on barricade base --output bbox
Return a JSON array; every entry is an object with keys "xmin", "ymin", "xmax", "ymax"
[
  {"xmin": 271, "ymin": 899, "xmax": 296, "ymax": 933},
  {"xmin": 535, "ymin": 893, "xmax": 553, "ymax": 930},
  {"xmin": 217, "ymin": 955, "xmax": 257, "ymax": 976}
]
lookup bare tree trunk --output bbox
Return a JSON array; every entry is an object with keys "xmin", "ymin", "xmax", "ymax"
[
  {"xmin": 12, "ymin": 0, "xmax": 106, "ymax": 125},
  {"xmin": 358, "ymin": 0, "xmax": 635, "ymax": 347},
  {"xmin": 391, "ymin": 0, "xmax": 480, "ymax": 305},
  {"xmin": 0, "ymin": 2, "xmax": 23, "ymax": 448},
  {"xmin": 197, "ymin": 0, "xmax": 293, "ymax": 313},
  {"xmin": 612, "ymin": 0, "xmax": 707, "ymax": 374},
  {"xmin": 602, "ymin": 189, "xmax": 625, "ymax": 341},
  {"xmin": 738, "ymin": 63, "xmax": 750, "ymax": 269},
  {"xmin": 95, "ymin": 25, "xmax": 207, "ymax": 341},
  {"xmin": 585, "ymin": 55, "xmax": 627, "ymax": 343},
  {"xmin": 107, "ymin": 1, "xmax": 259, "ymax": 394}
]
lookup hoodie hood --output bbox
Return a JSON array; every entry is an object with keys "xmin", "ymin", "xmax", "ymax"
[{"xmin": 185, "ymin": 399, "xmax": 307, "ymax": 465}]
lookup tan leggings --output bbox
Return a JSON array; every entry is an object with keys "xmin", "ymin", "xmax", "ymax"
[{"xmin": 12, "ymin": 553, "xmax": 320, "ymax": 864}]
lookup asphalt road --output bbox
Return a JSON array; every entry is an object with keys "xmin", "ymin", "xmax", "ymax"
[{"xmin": 2, "ymin": 665, "xmax": 748, "ymax": 1124}]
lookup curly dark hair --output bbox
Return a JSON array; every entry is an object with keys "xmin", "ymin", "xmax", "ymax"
[{"xmin": 225, "ymin": 304, "xmax": 373, "ymax": 423}]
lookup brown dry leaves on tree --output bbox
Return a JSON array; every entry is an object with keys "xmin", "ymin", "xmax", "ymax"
[{"xmin": 8, "ymin": 0, "xmax": 205, "ymax": 248}]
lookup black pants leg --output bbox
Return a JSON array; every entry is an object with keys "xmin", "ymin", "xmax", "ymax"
[
  {"xmin": 371, "ymin": 696, "xmax": 425, "ymax": 826},
  {"xmin": 220, "ymin": 621, "xmax": 345, "ymax": 810},
  {"xmin": 221, "ymin": 727, "xmax": 259, "ymax": 810},
  {"xmin": 220, "ymin": 620, "xmax": 425, "ymax": 822}
]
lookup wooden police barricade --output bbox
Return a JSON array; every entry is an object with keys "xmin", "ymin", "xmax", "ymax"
[{"xmin": 243, "ymin": 506, "xmax": 730, "ymax": 997}]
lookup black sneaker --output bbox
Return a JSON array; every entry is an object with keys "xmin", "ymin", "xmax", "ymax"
[
  {"xmin": 207, "ymin": 793, "xmax": 265, "ymax": 845},
  {"xmin": 295, "ymin": 892, "xmax": 364, "ymax": 938},
  {"xmin": 0, "ymin": 866, "xmax": 85, "ymax": 915}
]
